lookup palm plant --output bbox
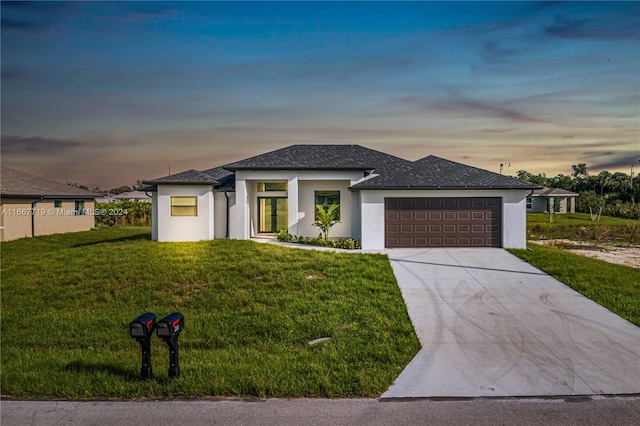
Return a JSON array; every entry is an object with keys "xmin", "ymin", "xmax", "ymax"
[{"xmin": 313, "ymin": 204, "xmax": 340, "ymax": 240}]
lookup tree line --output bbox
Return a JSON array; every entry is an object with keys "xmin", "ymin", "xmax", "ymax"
[{"xmin": 517, "ymin": 163, "xmax": 640, "ymax": 219}]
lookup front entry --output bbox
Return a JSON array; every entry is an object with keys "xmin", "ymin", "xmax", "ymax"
[{"xmin": 258, "ymin": 197, "xmax": 288, "ymax": 233}]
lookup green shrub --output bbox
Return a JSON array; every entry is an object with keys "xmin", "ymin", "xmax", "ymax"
[{"xmin": 276, "ymin": 231, "xmax": 361, "ymax": 250}]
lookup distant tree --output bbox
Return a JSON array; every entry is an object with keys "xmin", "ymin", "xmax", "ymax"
[{"xmin": 66, "ymin": 181, "xmax": 89, "ymax": 191}]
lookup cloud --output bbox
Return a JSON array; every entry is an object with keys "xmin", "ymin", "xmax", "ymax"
[
  {"xmin": 1, "ymin": 135, "xmax": 82, "ymax": 154},
  {"xmin": 0, "ymin": 1, "xmax": 72, "ymax": 34},
  {"xmin": 545, "ymin": 10, "xmax": 640, "ymax": 41},
  {"xmin": 435, "ymin": 96, "xmax": 544, "ymax": 124},
  {"xmin": 590, "ymin": 153, "xmax": 640, "ymax": 172}
]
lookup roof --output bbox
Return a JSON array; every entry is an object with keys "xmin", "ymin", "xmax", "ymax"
[
  {"xmin": 351, "ymin": 155, "xmax": 540, "ymax": 190},
  {"xmin": 113, "ymin": 191, "xmax": 152, "ymax": 200},
  {"xmin": 201, "ymin": 166, "xmax": 236, "ymax": 190},
  {"xmin": 144, "ymin": 169, "xmax": 220, "ymax": 185},
  {"xmin": 531, "ymin": 187, "xmax": 578, "ymax": 197},
  {"xmin": 0, "ymin": 166, "xmax": 97, "ymax": 199},
  {"xmin": 222, "ymin": 144, "xmax": 410, "ymax": 171},
  {"xmin": 143, "ymin": 145, "xmax": 540, "ymax": 191}
]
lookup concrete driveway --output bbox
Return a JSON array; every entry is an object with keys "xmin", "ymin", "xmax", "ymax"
[{"xmin": 382, "ymin": 248, "xmax": 640, "ymax": 398}]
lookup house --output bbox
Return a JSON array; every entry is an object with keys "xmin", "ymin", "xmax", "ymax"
[
  {"xmin": 527, "ymin": 187, "xmax": 578, "ymax": 214},
  {"xmin": 1, "ymin": 167, "xmax": 96, "ymax": 242},
  {"xmin": 95, "ymin": 190, "xmax": 152, "ymax": 203},
  {"xmin": 143, "ymin": 145, "xmax": 540, "ymax": 249}
]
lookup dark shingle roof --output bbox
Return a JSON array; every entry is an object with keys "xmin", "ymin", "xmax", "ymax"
[
  {"xmin": 201, "ymin": 166, "xmax": 235, "ymax": 190},
  {"xmin": 532, "ymin": 187, "xmax": 578, "ymax": 196},
  {"xmin": 351, "ymin": 156, "xmax": 540, "ymax": 190},
  {"xmin": 222, "ymin": 145, "xmax": 411, "ymax": 171},
  {"xmin": 144, "ymin": 169, "xmax": 220, "ymax": 185},
  {"xmin": 0, "ymin": 166, "xmax": 97, "ymax": 198}
]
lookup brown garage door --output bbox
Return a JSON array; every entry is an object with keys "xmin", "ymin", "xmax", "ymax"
[{"xmin": 385, "ymin": 197, "xmax": 502, "ymax": 248}]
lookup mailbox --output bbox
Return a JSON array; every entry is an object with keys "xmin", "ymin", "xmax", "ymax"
[
  {"xmin": 156, "ymin": 312, "xmax": 184, "ymax": 378},
  {"xmin": 129, "ymin": 312, "xmax": 156, "ymax": 380}
]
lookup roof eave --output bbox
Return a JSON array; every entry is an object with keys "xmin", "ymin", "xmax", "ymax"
[
  {"xmin": 350, "ymin": 185, "xmax": 541, "ymax": 191},
  {"xmin": 0, "ymin": 194, "xmax": 97, "ymax": 199}
]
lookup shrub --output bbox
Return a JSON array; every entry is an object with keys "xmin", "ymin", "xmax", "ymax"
[{"xmin": 276, "ymin": 231, "xmax": 361, "ymax": 250}]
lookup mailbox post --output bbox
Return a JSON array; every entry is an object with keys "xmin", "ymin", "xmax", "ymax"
[
  {"xmin": 156, "ymin": 312, "xmax": 184, "ymax": 378},
  {"xmin": 129, "ymin": 312, "xmax": 156, "ymax": 380}
]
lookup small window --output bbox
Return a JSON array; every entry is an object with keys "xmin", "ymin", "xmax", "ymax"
[
  {"xmin": 315, "ymin": 191, "xmax": 340, "ymax": 220},
  {"xmin": 74, "ymin": 200, "xmax": 85, "ymax": 215},
  {"xmin": 526, "ymin": 197, "xmax": 532, "ymax": 210},
  {"xmin": 54, "ymin": 200, "xmax": 62, "ymax": 208},
  {"xmin": 171, "ymin": 196, "xmax": 198, "ymax": 216},
  {"xmin": 258, "ymin": 182, "xmax": 287, "ymax": 192}
]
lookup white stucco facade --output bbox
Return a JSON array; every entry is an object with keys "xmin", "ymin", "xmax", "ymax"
[
  {"xmin": 230, "ymin": 170, "xmax": 364, "ymax": 240},
  {"xmin": 359, "ymin": 189, "xmax": 528, "ymax": 250},
  {"xmin": 155, "ymin": 185, "xmax": 215, "ymax": 242}
]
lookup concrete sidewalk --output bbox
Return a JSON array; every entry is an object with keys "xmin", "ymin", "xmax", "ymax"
[{"xmin": 382, "ymin": 248, "xmax": 640, "ymax": 398}]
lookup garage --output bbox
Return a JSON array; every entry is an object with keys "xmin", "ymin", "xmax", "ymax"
[{"xmin": 385, "ymin": 197, "xmax": 502, "ymax": 248}]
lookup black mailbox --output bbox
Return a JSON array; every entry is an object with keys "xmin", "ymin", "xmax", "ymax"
[
  {"xmin": 129, "ymin": 312, "xmax": 156, "ymax": 380},
  {"xmin": 156, "ymin": 312, "xmax": 184, "ymax": 378}
]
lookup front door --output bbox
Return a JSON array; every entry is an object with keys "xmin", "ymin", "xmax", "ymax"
[{"xmin": 258, "ymin": 197, "xmax": 288, "ymax": 233}]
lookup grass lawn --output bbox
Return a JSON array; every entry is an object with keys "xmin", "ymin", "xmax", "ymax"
[
  {"xmin": 509, "ymin": 244, "xmax": 640, "ymax": 327},
  {"xmin": 1, "ymin": 227, "xmax": 419, "ymax": 398},
  {"xmin": 527, "ymin": 213, "xmax": 640, "ymax": 244}
]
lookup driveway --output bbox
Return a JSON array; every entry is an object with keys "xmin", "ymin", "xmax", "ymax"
[{"xmin": 382, "ymin": 248, "xmax": 640, "ymax": 398}]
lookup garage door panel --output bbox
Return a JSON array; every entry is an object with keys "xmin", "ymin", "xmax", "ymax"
[{"xmin": 385, "ymin": 197, "xmax": 502, "ymax": 248}]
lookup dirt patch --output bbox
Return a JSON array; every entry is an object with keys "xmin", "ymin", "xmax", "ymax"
[{"xmin": 530, "ymin": 240, "xmax": 640, "ymax": 268}]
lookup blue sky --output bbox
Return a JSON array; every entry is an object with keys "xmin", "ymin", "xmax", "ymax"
[{"xmin": 2, "ymin": 1, "xmax": 638, "ymax": 188}]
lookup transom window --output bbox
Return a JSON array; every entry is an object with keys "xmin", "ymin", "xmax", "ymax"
[
  {"xmin": 171, "ymin": 196, "xmax": 198, "ymax": 216},
  {"xmin": 258, "ymin": 182, "xmax": 287, "ymax": 192},
  {"xmin": 315, "ymin": 191, "xmax": 340, "ymax": 220}
]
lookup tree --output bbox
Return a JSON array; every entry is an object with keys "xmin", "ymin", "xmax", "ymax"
[
  {"xmin": 66, "ymin": 181, "xmax": 89, "ymax": 191},
  {"xmin": 312, "ymin": 204, "xmax": 340, "ymax": 241}
]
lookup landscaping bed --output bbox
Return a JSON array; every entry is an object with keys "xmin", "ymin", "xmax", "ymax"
[{"xmin": 0, "ymin": 227, "xmax": 419, "ymax": 398}]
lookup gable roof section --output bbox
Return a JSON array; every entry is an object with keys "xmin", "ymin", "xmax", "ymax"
[
  {"xmin": 144, "ymin": 169, "xmax": 220, "ymax": 185},
  {"xmin": 222, "ymin": 144, "xmax": 411, "ymax": 171},
  {"xmin": 351, "ymin": 155, "xmax": 540, "ymax": 190},
  {"xmin": 0, "ymin": 166, "xmax": 96, "ymax": 198}
]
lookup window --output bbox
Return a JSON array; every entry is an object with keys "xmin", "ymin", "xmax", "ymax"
[
  {"xmin": 54, "ymin": 200, "xmax": 62, "ymax": 208},
  {"xmin": 74, "ymin": 200, "xmax": 85, "ymax": 215},
  {"xmin": 526, "ymin": 197, "xmax": 532, "ymax": 210},
  {"xmin": 171, "ymin": 196, "xmax": 198, "ymax": 216},
  {"xmin": 257, "ymin": 182, "xmax": 287, "ymax": 192},
  {"xmin": 315, "ymin": 191, "xmax": 340, "ymax": 220}
]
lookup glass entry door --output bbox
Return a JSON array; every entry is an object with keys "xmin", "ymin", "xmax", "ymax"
[{"xmin": 258, "ymin": 197, "xmax": 288, "ymax": 233}]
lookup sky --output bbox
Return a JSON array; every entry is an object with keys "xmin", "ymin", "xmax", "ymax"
[{"xmin": 1, "ymin": 1, "xmax": 639, "ymax": 189}]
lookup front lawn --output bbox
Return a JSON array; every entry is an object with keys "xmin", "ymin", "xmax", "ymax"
[
  {"xmin": 527, "ymin": 212, "xmax": 639, "ymax": 244},
  {"xmin": 1, "ymin": 227, "xmax": 419, "ymax": 398},
  {"xmin": 509, "ymin": 244, "xmax": 640, "ymax": 326}
]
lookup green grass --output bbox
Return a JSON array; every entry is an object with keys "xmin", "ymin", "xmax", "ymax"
[
  {"xmin": 527, "ymin": 213, "xmax": 640, "ymax": 244},
  {"xmin": 1, "ymin": 227, "xmax": 419, "ymax": 398},
  {"xmin": 509, "ymin": 244, "xmax": 640, "ymax": 327}
]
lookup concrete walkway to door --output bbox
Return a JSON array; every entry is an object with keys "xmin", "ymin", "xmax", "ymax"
[{"xmin": 382, "ymin": 248, "xmax": 640, "ymax": 398}]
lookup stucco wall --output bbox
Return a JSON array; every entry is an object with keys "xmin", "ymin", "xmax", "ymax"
[
  {"xmin": 359, "ymin": 189, "xmax": 528, "ymax": 250},
  {"xmin": 1, "ymin": 198, "xmax": 95, "ymax": 242},
  {"xmin": 298, "ymin": 180, "xmax": 352, "ymax": 238},
  {"xmin": 232, "ymin": 170, "xmax": 364, "ymax": 239},
  {"xmin": 156, "ymin": 185, "xmax": 214, "ymax": 242}
]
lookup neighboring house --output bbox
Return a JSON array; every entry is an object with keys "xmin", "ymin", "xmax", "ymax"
[
  {"xmin": 0, "ymin": 167, "xmax": 96, "ymax": 242},
  {"xmin": 527, "ymin": 187, "xmax": 578, "ymax": 214},
  {"xmin": 143, "ymin": 145, "xmax": 540, "ymax": 249},
  {"xmin": 95, "ymin": 191, "xmax": 151, "ymax": 203}
]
